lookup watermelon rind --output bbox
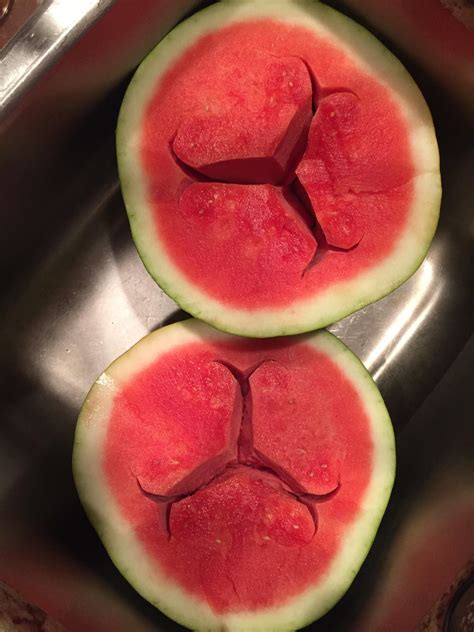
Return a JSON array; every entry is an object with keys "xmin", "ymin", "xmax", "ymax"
[
  {"xmin": 73, "ymin": 319, "xmax": 395, "ymax": 631},
  {"xmin": 116, "ymin": 0, "xmax": 441, "ymax": 338}
]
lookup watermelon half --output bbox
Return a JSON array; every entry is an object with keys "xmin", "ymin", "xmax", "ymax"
[
  {"xmin": 73, "ymin": 319, "xmax": 395, "ymax": 630},
  {"xmin": 117, "ymin": 0, "xmax": 441, "ymax": 337}
]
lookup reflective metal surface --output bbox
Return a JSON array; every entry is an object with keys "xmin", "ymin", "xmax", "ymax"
[
  {"xmin": 0, "ymin": 1, "xmax": 472, "ymax": 629},
  {"xmin": 0, "ymin": 0, "xmax": 113, "ymax": 117},
  {"xmin": 0, "ymin": 1, "xmax": 41, "ymax": 48}
]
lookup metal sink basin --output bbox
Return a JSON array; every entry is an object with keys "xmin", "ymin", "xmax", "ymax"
[{"xmin": 0, "ymin": 1, "xmax": 472, "ymax": 630}]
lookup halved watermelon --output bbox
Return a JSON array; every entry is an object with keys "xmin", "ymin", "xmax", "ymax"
[
  {"xmin": 117, "ymin": 0, "xmax": 441, "ymax": 337},
  {"xmin": 73, "ymin": 319, "xmax": 395, "ymax": 631}
]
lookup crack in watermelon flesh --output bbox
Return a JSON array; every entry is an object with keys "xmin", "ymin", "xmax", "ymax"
[
  {"xmin": 104, "ymin": 337, "xmax": 374, "ymax": 612},
  {"xmin": 172, "ymin": 53, "xmax": 313, "ymax": 186},
  {"xmin": 296, "ymin": 91, "xmax": 412, "ymax": 249},
  {"xmin": 137, "ymin": 358, "xmax": 339, "ymax": 538},
  {"xmin": 140, "ymin": 19, "xmax": 415, "ymax": 308},
  {"xmin": 177, "ymin": 183, "xmax": 318, "ymax": 292}
]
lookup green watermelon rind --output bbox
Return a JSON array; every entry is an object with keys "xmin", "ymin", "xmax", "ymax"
[
  {"xmin": 73, "ymin": 319, "xmax": 395, "ymax": 631},
  {"xmin": 116, "ymin": 0, "xmax": 441, "ymax": 338}
]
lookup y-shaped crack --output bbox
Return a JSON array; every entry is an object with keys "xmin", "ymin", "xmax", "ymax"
[
  {"xmin": 213, "ymin": 359, "xmax": 266, "ymax": 463},
  {"xmin": 137, "ymin": 359, "xmax": 340, "ymax": 540}
]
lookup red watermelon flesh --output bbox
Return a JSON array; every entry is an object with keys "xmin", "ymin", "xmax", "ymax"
[
  {"xmin": 114, "ymin": 356, "xmax": 242, "ymax": 502},
  {"xmin": 103, "ymin": 334, "xmax": 374, "ymax": 612},
  {"xmin": 135, "ymin": 16, "xmax": 423, "ymax": 312},
  {"xmin": 250, "ymin": 361, "xmax": 341, "ymax": 496},
  {"xmin": 118, "ymin": 2, "xmax": 440, "ymax": 336},
  {"xmin": 172, "ymin": 53, "xmax": 313, "ymax": 185},
  {"xmin": 178, "ymin": 183, "xmax": 317, "ymax": 305},
  {"xmin": 296, "ymin": 91, "xmax": 412, "ymax": 249}
]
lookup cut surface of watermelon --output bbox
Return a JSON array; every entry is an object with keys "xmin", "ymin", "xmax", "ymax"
[
  {"xmin": 117, "ymin": 0, "xmax": 440, "ymax": 337},
  {"xmin": 172, "ymin": 52, "xmax": 313, "ymax": 185},
  {"xmin": 73, "ymin": 319, "xmax": 395, "ymax": 631}
]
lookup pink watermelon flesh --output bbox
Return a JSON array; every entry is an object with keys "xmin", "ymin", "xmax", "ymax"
[
  {"xmin": 105, "ymin": 338, "xmax": 373, "ymax": 612},
  {"xmin": 178, "ymin": 183, "xmax": 317, "ymax": 305},
  {"xmin": 172, "ymin": 53, "xmax": 313, "ymax": 185},
  {"xmin": 250, "ymin": 361, "xmax": 340, "ymax": 496},
  {"xmin": 124, "ymin": 359, "xmax": 242, "ymax": 500},
  {"xmin": 140, "ymin": 20, "xmax": 413, "ymax": 308},
  {"xmin": 296, "ymin": 91, "xmax": 411, "ymax": 249}
]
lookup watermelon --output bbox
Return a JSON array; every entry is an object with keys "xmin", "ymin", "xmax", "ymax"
[
  {"xmin": 73, "ymin": 319, "xmax": 395, "ymax": 630},
  {"xmin": 116, "ymin": 0, "xmax": 441, "ymax": 337}
]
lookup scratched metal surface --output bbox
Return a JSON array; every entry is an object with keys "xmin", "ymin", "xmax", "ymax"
[{"xmin": 0, "ymin": 1, "xmax": 472, "ymax": 630}]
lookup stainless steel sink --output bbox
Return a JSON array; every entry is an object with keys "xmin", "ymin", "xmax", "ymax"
[{"xmin": 0, "ymin": 1, "xmax": 472, "ymax": 630}]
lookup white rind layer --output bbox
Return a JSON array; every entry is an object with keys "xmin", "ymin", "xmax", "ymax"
[
  {"xmin": 117, "ymin": 0, "xmax": 441, "ymax": 338},
  {"xmin": 73, "ymin": 319, "xmax": 395, "ymax": 631}
]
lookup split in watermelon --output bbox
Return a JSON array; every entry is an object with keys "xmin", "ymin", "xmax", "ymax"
[
  {"xmin": 73, "ymin": 319, "xmax": 395, "ymax": 631},
  {"xmin": 117, "ymin": 0, "xmax": 441, "ymax": 337}
]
